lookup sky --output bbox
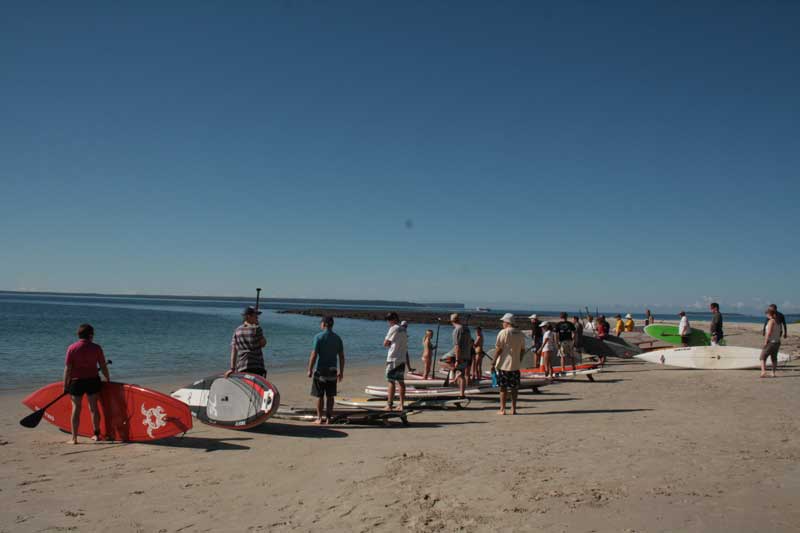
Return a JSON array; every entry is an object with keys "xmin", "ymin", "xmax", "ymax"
[{"xmin": 1, "ymin": 1, "xmax": 798, "ymax": 313}]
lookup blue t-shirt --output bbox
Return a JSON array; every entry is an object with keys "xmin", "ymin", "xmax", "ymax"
[{"xmin": 313, "ymin": 329, "xmax": 344, "ymax": 369}]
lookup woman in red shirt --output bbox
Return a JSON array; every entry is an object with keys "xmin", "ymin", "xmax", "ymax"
[{"xmin": 63, "ymin": 324, "xmax": 110, "ymax": 444}]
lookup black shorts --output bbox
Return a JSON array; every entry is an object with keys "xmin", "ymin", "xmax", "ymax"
[
  {"xmin": 681, "ymin": 335, "xmax": 691, "ymax": 345},
  {"xmin": 69, "ymin": 377, "xmax": 102, "ymax": 396},
  {"xmin": 311, "ymin": 370, "xmax": 337, "ymax": 398},
  {"xmin": 242, "ymin": 368, "xmax": 267, "ymax": 377}
]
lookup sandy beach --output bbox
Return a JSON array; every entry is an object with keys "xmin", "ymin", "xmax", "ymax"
[{"xmin": 2, "ymin": 322, "xmax": 799, "ymax": 532}]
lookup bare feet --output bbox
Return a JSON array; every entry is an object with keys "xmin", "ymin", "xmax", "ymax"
[
  {"xmin": 511, "ymin": 410, "xmax": 517, "ymax": 415},
  {"xmin": 312, "ymin": 418, "xmax": 323, "ymax": 425},
  {"xmin": 497, "ymin": 410, "xmax": 506, "ymax": 415},
  {"xmin": 66, "ymin": 438, "xmax": 78, "ymax": 445},
  {"xmin": 760, "ymin": 372, "xmax": 767, "ymax": 378},
  {"xmin": 384, "ymin": 405, "xmax": 394, "ymax": 411},
  {"xmin": 91, "ymin": 434, "xmax": 100, "ymax": 442}
]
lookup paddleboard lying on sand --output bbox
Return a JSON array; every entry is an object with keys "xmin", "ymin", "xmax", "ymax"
[
  {"xmin": 171, "ymin": 373, "xmax": 280, "ymax": 430},
  {"xmin": 274, "ymin": 405, "xmax": 411, "ymax": 426},
  {"xmin": 644, "ymin": 324, "xmax": 710, "ymax": 346},
  {"xmin": 364, "ymin": 384, "xmax": 491, "ymax": 399},
  {"xmin": 635, "ymin": 345, "xmax": 794, "ymax": 370},
  {"xmin": 406, "ymin": 371, "xmax": 551, "ymax": 389},
  {"xmin": 336, "ymin": 396, "xmax": 471, "ymax": 410},
  {"xmin": 581, "ymin": 335, "xmax": 642, "ymax": 358},
  {"xmin": 22, "ymin": 382, "xmax": 192, "ymax": 442}
]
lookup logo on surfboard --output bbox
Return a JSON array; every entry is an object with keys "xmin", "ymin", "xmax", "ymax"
[{"xmin": 141, "ymin": 403, "xmax": 167, "ymax": 438}]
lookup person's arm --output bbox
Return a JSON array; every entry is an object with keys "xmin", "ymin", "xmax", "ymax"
[
  {"xmin": 98, "ymin": 353, "xmax": 110, "ymax": 382},
  {"xmin": 782, "ymin": 316, "xmax": 788, "ymax": 339},
  {"xmin": 493, "ymin": 335, "xmax": 503, "ymax": 370},
  {"xmin": 63, "ymin": 364, "xmax": 72, "ymax": 393},
  {"xmin": 761, "ymin": 318, "xmax": 767, "ymax": 336},
  {"xmin": 338, "ymin": 345, "xmax": 345, "ymax": 382},
  {"xmin": 307, "ymin": 350, "xmax": 317, "ymax": 378}
]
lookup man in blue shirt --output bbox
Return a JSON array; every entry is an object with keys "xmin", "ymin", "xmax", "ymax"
[{"xmin": 307, "ymin": 316, "xmax": 345, "ymax": 424}]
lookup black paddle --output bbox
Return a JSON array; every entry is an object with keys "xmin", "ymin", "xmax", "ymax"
[
  {"xmin": 255, "ymin": 287, "xmax": 262, "ymax": 312},
  {"xmin": 20, "ymin": 359, "xmax": 113, "ymax": 429}
]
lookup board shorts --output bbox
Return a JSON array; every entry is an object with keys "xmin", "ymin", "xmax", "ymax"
[
  {"xmin": 559, "ymin": 341, "xmax": 574, "ymax": 357},
  {"xmin": 455, "ymin": 360, "xmax": 471, "ymax": 374},
  {"xmin": 680, "ymin": 335, "xmax": 691, "ymax": 345},
  {"xmin": 497, "ymin": 370, "xmax": 521, "ymax": 390},
  {"xmin": 242, "ymin": 368, "xmax": 267, "ymax": 378},
  {"xmin": 68, "ymin": 377, "xmax": 102, "ymax": 396},
  {"xmin": 311, "ymin": 368, "xmax": 337, "ymax": 398},
  {"xmin": 385, "ymin": 363, "xmax": 405, "ymax": 383},
  {"xmin": 760, "ymin": 342, "xmax": 780, "ymax": 361}
]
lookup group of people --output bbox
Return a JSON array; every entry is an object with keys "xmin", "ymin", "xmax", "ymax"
[{"xmin": 59, "ymin": 302, "xmax": 793, "ymax": 439}]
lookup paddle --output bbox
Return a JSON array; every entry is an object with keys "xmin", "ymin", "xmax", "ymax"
[
  {"xmin": 20, "ymin": 359, "xmax": 113, "ymax": 429},
  {"xmin": 255, "ymin": 287, "xmax": 262, "ymax": 312}
]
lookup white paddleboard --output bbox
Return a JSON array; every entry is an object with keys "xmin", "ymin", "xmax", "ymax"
[{"xmin": 635, "ymin": 345, "xmax": 794, "ymax": 370}]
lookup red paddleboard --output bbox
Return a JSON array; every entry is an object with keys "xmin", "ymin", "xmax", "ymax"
[{"xmin": 22, "ymin": 382, "xmax": 192, "ymax": 442}]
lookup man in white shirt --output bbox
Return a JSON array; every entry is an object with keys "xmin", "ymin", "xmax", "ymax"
[
  {"xmin": 493, "ymin": 313, "xmax": 526, "ymax": 415},
  {"xmin": 383, "ymin": 312, "xmax": 410, "ymax": 411},
  {"xmin": 678, "ymin": 311, "xmax": 691, "ymax": 347}
]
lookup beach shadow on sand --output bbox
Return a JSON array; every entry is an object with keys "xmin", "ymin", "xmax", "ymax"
[
  {"xmin": 248, "ymin": 422, "xmax": 348, "ymax": 439},
  {"xmin": 526, "ymin": 408, "xmax": 653, "ymax": 416},
  {"xmin": 142, "ymin": 436, "xmax": 253, "ymax": 452}
]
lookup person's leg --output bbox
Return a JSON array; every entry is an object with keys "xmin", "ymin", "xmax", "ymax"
[
  {"xmin": 510, "ymin": 387, "xmax": 518, "ymax": 415},
  {"xmin": 458, "ymin": 372, "xmax": 466, "ymax": 397},
  {"xmin": 498, "ymin": 386, "xmax": 506, "ymax": 414},
  {"xmin": 314, "ymin": 395, "xmax": 324, "ymax": 424},
  {"xmin": 770, "ymin": 348, "xmax": 778, "ymax": 377},
  {"xmin": 423, "ymin": 358, "xmax": 431, "ymax": 379},
  {"xmin": 398, "ymin": 381, "xmax": 405, "ymax": 412},
  {"xmin": 325, "ymin": 394, "xmax": 335, "ymax": 422},
  {"xmin": 68, "ymin": 395, "xmax": 81, "ymax": 444},
  {"xmin": 386, "ymin": 381, "xmax": 395, "ymax": 410},
  {"xmin": 87, "ymin": 393, "xmax": 101, "ymax": 441}
]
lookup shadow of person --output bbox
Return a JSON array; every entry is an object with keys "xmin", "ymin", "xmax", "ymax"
[{"xmin": 142, "ymin": 435, "xmax": 253, "ymax": 452}]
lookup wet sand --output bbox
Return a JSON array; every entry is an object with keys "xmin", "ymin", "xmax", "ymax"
[{"xmin": 2, "ymin": 323, "xmax": 799, "ymax": 532}]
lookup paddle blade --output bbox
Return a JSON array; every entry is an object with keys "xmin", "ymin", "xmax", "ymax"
[{"xmin": 20, "ymin": 408, "xmax": 45, "ymax": 428}]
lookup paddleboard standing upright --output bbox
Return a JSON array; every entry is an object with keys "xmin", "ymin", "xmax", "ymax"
[
  {"xmin": 171, "ymin": 373, "xmax": 280, "ymax": 430},
  {"xmin": 22, "ymin": 382, "xmax": 193, "ymax": 442}
]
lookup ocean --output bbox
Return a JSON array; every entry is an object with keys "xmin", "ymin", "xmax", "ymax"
[{"xmin": 1, "ymin": 292, "xmax": 786, "ymax": 391}]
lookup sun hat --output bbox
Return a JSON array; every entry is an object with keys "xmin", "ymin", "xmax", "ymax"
[
  {"xmin": 500, "ymin": 313, "xmax": 514, "ymax": 323},
  {"xmin": 540, "ymin": 321, "xmax": 550, "ymax": 327},
  {"xmin": 528, "ymin": 314, "xmax": 538, "ymax": 319},
  {"xmin": 625, "ymin": 313, "xmax": 632, "ymax": 319}
]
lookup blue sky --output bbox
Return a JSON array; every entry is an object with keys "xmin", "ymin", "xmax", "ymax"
[{"xmin": 1, "ymin": 1, "xmax": 798, "ymax": 313}]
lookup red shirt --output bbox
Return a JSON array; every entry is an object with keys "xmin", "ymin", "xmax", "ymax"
[
  {"xmin": 65, "ymin": 340, "xmax": 106, "ymax": 380},
  {"xmin": 596, "ymin": 322, "xmax": 608, "ymax": 340}
]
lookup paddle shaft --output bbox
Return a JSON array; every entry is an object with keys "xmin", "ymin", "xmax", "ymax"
[{"xmin": 255, "ymin": 288, "xmax": 262, "ymax": 312}]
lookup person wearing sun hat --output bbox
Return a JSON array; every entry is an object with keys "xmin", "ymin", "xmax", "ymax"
[
  {"xmin": 529, "ymin": 313, "xmax": 543, "ymax": 367},
  {"xmin": 493, "ymin": 313, "xmax": 526, "ymax": 415},
  {"xmin": 624, "ymin": 313, "xmax": 635, "ymax": 332}
]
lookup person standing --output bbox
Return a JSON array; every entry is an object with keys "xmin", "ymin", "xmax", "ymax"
[
  {"xmin": 307, "ymin": 316, "xmax": 345, "ymax": 425},
  {"xmin": 761, "ymin": 308, "xmax": 782, "ymax": 378},
  {"xmin": 63, "ymin": 324, "xmax": 110, "ymax": 444},
  {"xmin": 421, "ymin": 329, "xmax": 435, "ymax": 379},
  {"xmin": 624, "ymin": 314, "xmax": 635, "ymax": 332},
  {"xmin": 678, "ymin": 311, "xmax": 691, "ymax": 347},
  {"xmin": 450, "ymin": 313, "xmax": 473, "ymax": 397},
  {"xmin": 644, "ymin": 309, "xmax": 655, "ymax": 326},
  {"xmin": 383, "ymin": 312, "xmax": 410, "ymax": 411},
  {"xmin": 538, "ymin": 322, "xmax": 558, "ymax": 377},
  {"xmin": 555, "ymin": 312, "xmax": 576, "ymax": 372},
  {"xmin": 584, "ymin": 315, "xmax": 596, "ymax": 334},
  {"xmin": 762, "ymin": 304, "xmax": 788, "ymax": 341},
  {"xmin": 473, "ymin": 326, "xmax": 485, "ymax": 381},
  {"xmin": 614, "ymin": 314, "xmax": 624, "ymax": 336},
  {"xmin": 571, "ymin": 315, "xmax": 584, "ymax": 367},
  {"xmin": 493, "ymin": 314, "xmax": 526, "ymax": 415},
  {"xmin": 529, "ymin": 314, "xmax": 543, "ymax": 367},
  {"xmin": 709, "ymin": 303, "xmax": 724, "ymax": 346},
  {"xmin": 227, "ymin": 306, "xmax": 268, "ymax": 377}
]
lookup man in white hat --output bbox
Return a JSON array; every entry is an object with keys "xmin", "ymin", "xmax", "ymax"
[
  {"xmin": 529, "ymin": 314, "xmax": 543, "ymax": 368},
  {"xmin": 624, "ymin": 313, "xmax": 635, "ymax": 332},
  {"xmin": 493, "ymin": 313, "xmax": 526, "ymax": 415}
]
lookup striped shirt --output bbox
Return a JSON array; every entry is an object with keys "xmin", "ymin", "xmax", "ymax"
[{"xmin": 231, "ymin": 324, "xmax": 266, "ymax": 372}]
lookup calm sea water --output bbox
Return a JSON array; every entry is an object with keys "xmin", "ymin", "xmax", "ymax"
[{"xmin": 0, "ymin": 293, "xmax": 498, "ymax": 391}]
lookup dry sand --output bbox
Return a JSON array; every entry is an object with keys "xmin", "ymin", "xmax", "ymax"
[{"xmin": 2, "ymin": 323, "xmax": 799, "ymax": 532}]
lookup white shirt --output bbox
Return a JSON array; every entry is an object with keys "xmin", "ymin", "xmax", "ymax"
[
  {"xmin": 542, "ymin": 331, "xmax": 558, "ymax": 352},
  {"xmin": 385, "ymin": 324, "xmax": 408, "ymax": 367},
  {"xmin": 678, "ymin": 316, "xmax": 690, "ymax": 336},
  {"xmin": 583, "ymin": 321, "xmax": 595, "ymax": 333}
]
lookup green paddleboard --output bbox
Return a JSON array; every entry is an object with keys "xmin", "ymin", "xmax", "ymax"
[{"xmin": 644, "ymin": 324, "xmax": 710, "ymax": 346}]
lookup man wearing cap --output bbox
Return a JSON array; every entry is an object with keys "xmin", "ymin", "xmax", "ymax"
[
  {"xmin": 226, "ymin": 306, "xmax": 268, "ymax": 377},
  {"xmin": 307, "ymin": 316, "xmax": 345, "ymax": 424},
  {"xmin": 493, "ymin": 314, "xmax": 526, "ymax": 415},
  {"xmin": 624, "ymin": 314, "xmax": 635, "ymax": 332},
  {"xmin": 529, "ymin": 314, "xmax": 543, "ymax": 368},
  {"xmin": 450, "ymin": 313, "xmax": 473, "ymax": 397},
  {"xmin": 383, "ymin": 312, "xmax": 410, "ymax": 411}
]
